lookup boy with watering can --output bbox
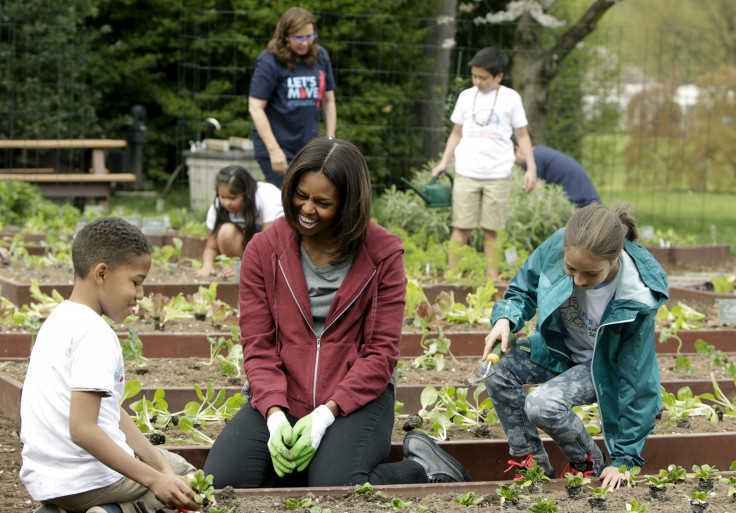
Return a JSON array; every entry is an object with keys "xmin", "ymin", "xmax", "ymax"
[{"xmin": 432, "ymin": 47, "xmax": 536, "ymax": 281}]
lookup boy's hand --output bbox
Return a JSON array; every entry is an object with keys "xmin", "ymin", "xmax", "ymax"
[{"xmin": 151, "ymin": 473, "xmax": 201, "ymax": 511}]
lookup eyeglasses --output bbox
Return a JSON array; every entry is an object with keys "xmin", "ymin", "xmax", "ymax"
[{"xmin": 290, "ymin": 34, "xmax": 318, "ymax": 43}]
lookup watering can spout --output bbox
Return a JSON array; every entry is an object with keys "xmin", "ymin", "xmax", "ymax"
[
  {"xmin": 399, "ymin": 173, "xmax": 453, "ymax": 208},
  {"xmin": 400, "ymin": 178, "xmax": 430, "ymax": 202}
]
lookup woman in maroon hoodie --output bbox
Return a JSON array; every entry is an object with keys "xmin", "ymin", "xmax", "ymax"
[{"xmin": 204, "ymin": 137, "xmax": 470, "ymax": 488}]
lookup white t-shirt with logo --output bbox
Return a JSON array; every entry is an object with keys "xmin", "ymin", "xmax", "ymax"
[
  {"xmin": 450, "ymin": 85, "xmax": 529, "ymax": 180},
  {"xmin": 206, "ymin": 180, "xmax": 284, "ymax": 231},
  {"xmin": 560, "ymin": 262, "xmax": 622, "ymax": 364},
  {"xmin": 20, "ymin": 301, "xmax": 132, "ymax": 501}
]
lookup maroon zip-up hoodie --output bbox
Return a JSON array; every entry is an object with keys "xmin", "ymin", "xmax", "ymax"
[{"xmin": 239, "ymin": 218, "xmax": 406, "ymax": 419}]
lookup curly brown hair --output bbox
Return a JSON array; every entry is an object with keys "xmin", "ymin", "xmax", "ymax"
[{"xmin": 266, "ymin": 7, "xmax": 320, "ymax": 70}]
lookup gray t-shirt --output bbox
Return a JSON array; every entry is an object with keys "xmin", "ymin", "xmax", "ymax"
[{"xmin": 299, "ymin": 243, "xmax": 354, "ymax": 337}]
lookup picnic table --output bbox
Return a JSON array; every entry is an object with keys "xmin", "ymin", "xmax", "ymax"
[{"xmin": 0, "ymin": 139, "xmax": 136, "ymax": 208}]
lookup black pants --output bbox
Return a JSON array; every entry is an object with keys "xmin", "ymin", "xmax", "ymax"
[{"xmin": 203, "ymin": 385, "xmax": 426, "ymax": 488}]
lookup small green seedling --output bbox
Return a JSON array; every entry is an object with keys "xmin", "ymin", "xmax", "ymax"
[
  {"xmin": 285, "ymin": 497, "xmax": 312, "ymax": 509},
  {"xmin": 187, "ymin": 469, "xmax": 215, "ymax": 507},
  {"xmin": 659, "ymin": 464, "xmax": 688, "ymax": 484},
  {"xmin": 378, "ymin": 498, "xmax": 414, "ymax": 509},
  {"xmin": 625, "ymin": 499, "xmax": 650, "ymax": 512},
  {"xmin": 622, "ymin": 465, "xmax": 643, "ymax": 486},
  {"xmin": 454, "ymin": 491, "xmax": 484, "ymax": 505},
  {"xmin": 683, "ymin": 491, "xmax": 711, "ymax": 505},
  {"xmin": 646, "ymin": 475, "xmax": 672, "ymax": 489},
  {"xmin": 564, "ymin": 472, "xmax": 591, "ymax": 487},
  {"xmin": 587, "ymin": 485, "xmax": 611, "ymax": 498},
  {"xmin": 354, "ymin": 482, "xmax": 375, "ymax": 496},
  {"xmin": 518, "ymin": 462, "xmax": 551, "ymax": 488},
  {"xmin": 527, "ymin": 496, "xmax": 557, "ymax": 512},
  {"xmin": 495, "ymin": 482, "xmax": 529, "ymax": 503},
  {"xmin": 692, "ymin": 464, "xmax": 720, "ymax": 479}
]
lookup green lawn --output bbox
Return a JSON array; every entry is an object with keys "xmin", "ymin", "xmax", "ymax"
[{"xmin": 582, "ymin": 133, "xmax": 736, "ymax": 253}]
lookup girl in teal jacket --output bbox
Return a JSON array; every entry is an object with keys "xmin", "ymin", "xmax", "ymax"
[{"xmin": 483, "ymin": 203, "xmax": 668, "ymax": 490}]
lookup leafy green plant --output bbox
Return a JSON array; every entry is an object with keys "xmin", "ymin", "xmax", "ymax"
[
  {"xmin": 120, "ymin": 328, "xmax": 148, "ymax": 369},
  {"xmin": 622, "ymin": 465, "xmax": 643, "ymax": 487},
  {"xmin": 378, "ymin": 498, "xmax": 415, "ymax": 509},
  {"xmin": 692, "ymin": 464, "xmax": 720, "ymax": 480},
  {"xmin": 683, "ymin": 491, "xmax": 711, "ymax": 505},
  {"xmin": 285, "ymin": 497, "xmax": 312, "ymax": 509},
  {"xmin": 571, "ymin": 403, "xmax": 602, "ymax": 435},
  {"xmin": 660, "ymin": 386, "xmax": 718, "ymax": 426},
  {"xmin": 564, "ymin": 472, "xmax": 592, "ymax": 487},
  {"xmin": 151, "ymin": 239, "xmax": 183, "ymax": 269},
  {"xmin": 646, "ymin": 475, "xmax": 673, "ymax": 489},
  {"xmin": 659, "ymin": 464, "xmax": 688, "ymax": 484},
  {"xmin": 188, "ymin": 282, "xmax": 219, "ymax": 320},
  {"xmin": 699, "ymin": 372, "xmax": 736, "ymax": 416},
  {"xmin": 443, "ymin": 282, "xmax": 497, "ymax": 326},
  {"xmin": 709, "ymin": 274, "xmax": 734, "ymax": 294},
  {"xmin": 518, "ymin": 462, "xmax": 551, "ymax": 490},
  {"xmin": 417, "ymin": 383, "xmax": 496, "ymax": 439},
  {"xmin": 625, "ymin": 499, "xmax": 650, "ymax": 512},
  {"xmin": 161, "ymin": 292, "xmax": 194, "ymax": 325},
  {"xmin": 675, "ymin": 355, "xmax": 693, "ymax": 375},
  {"xmin": 527, "ymin": 497, "xmax": 557, "ymax": 513},
  {"xmin": 587, "ymin": 485, "xmax": 611, "ymax": 498},
  {"xmin": 454, "ymin": 491, "xmax": 484, "ymax": 506},
  {"xmin": 187, "ymin": 469, "xmax": 216, "ymax": 507},
  {"xmin": 411, "ymin": 325, "xmax": 456, "ymax": 371},
  {"xmin": 495, "ymin": 482, "xmax": 529, "ymax": 504}
]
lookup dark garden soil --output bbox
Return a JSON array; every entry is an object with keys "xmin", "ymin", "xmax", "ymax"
[{"xmin": 0, "ymin": 352, "xmax": 733, "ymax": 391}]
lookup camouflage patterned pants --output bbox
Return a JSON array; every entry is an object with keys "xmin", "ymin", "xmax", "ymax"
[{"xmin": 484, "ymin": 338, "xmax": 604, "ymax": 468}]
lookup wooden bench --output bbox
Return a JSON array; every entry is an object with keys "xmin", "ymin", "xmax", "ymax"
[{"xmin": 0, "ymin": 139, "xmax": 136, "ymax": 208}]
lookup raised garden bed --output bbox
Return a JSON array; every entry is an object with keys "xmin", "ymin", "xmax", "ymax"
[{"xmin": 2, "ymin": 328, "xmax": 734, "ymax": 359}]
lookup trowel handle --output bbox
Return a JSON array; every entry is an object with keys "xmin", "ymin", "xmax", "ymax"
[{"xmin": 490, "ymin": 332, "xmax": 516, "ymax": 356}]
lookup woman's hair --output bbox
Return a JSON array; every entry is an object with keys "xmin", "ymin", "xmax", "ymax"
[
  {"xmin": 281, "ymin": 137, "xmax": 372, "ymax": 264},
  {"xmin": 267, "ymin": 7, "xmax": 320, "ymax": 69},
  {"xmin": 72, "ymin": 217, "xmax": 153, "ymax": 279},
  {"xmin": 213, "ymin": 165, "xmax": 258, "ymax": 245},
  {"xmin": 563, "ymin": 202, "xmax": 640, "ymax": 261}
]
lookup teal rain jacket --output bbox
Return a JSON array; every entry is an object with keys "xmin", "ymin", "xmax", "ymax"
[{"xmin": 491, "ymin": 229, "xmax": 669, "ymax": 469}]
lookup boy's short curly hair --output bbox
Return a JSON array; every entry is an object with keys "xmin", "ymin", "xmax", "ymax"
[{"xmin": 72, "ymin": 217, "xmax": 153, "ymax": 279}]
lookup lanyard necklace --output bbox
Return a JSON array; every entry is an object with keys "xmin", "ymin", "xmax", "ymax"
[{"xmin": 472, "ymin": 87, "xmax": 500, "ymax": 127}]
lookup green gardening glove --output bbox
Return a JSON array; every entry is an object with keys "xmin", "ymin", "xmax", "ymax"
[
  {"xmin": 290, "ymin": 405, "xmax": 335, "ymax": 471},
  {"xmin": 266, "ymin": 411, "xmax": 296, "ymax": 477}
]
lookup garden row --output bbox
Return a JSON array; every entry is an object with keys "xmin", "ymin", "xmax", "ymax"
[{"xmin": 2, "ymin": 328, "xmax": 736, "ymax": 482}]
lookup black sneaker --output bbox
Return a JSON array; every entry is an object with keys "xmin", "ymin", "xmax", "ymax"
[
  {"xmin": 403, "ymin": 430, "xmax": 471, "ymax": 483},
  {"xmin": 85, "ymin": 505, "xmax": 123, "ymax": 513},
  {"xmin": 560, "ymin": 453, "xmax": 610, "ymax": 479}
]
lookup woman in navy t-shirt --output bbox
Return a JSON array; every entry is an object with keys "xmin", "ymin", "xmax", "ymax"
[{"xmin": 249, "ymin": 7, "xmax": 337, "ymax": 188}]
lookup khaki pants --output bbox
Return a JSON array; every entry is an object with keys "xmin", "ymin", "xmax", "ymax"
[{"xmin": 46, "ymin": 449, "xmax": 195, "ymax": 513}]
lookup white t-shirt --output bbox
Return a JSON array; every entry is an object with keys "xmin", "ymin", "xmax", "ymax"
[
  {"xmin": 205, "ymin": 180, "xmax": 284, "ymax": 231},
  {"xmin": 450, "ymin": 85, "xmax": 528, "ymax": 180},
  {"xmin": 560, "ymin": 261, "xmax": 622, "ymax": 364},
  {"xmin": 20, "ymin": 301, "xmax": 133, "ymax": 501}
]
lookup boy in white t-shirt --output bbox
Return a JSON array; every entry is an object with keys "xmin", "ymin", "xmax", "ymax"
[
  {"xmin": 432, "ymin": 47, "xmax": 537, "ymax": 281},
  {"xmin": 20, "ymin": 218, "xmax": 201, "ymax": 513}
]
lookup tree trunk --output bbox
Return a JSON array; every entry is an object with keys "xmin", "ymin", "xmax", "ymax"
[
  {"xmin": 419, "ymin": 0, "xmax": 458, "ymax": 163},
  {"xmin": 510, "ymin": 0, "xmax": 619, "ymax": 144}
]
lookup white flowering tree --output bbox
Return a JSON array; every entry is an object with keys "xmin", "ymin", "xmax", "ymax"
[{"xmin": 421, "ymin": 0, "xmax": 621, "ymax": 155}]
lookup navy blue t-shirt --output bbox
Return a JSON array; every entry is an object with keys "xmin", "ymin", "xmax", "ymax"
[
  {"xmin": 533, "ymin": 145, "xmax": 601, "ymax": 207},
  {"xmin": 249, "ymin": 47, "xmax": 336, "ymax": 160}
]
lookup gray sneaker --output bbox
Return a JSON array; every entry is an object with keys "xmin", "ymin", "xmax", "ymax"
[
  {"xmin": 34, "ymin": 506, "xmax": 67, "ymax": 513},
  {"xmin": 403, "ymin": 430, "xmax": 471, "ymax": 483}
]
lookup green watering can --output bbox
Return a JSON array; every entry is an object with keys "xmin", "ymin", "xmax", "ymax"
[{"xmin": 400, "ymin": 173, "xmax": 454, "ymax": 208}]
